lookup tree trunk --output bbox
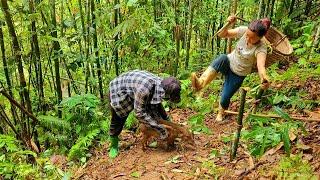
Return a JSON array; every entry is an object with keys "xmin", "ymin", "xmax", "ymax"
[
  {"xmin": 85, "ymin": 0, "xmax": 92, "ymax": 93},
  {"xmin": 153, "ymin": 0, "xmax": 157, "ymax": 22},
  {"xmin": 50, "ymin": 0, "xmax": 63, "ymax": 117},
  {"xmin": 0, "ymin": 23, "xmax": 18, "ymax": 125},
  {"xmin": 1, "ymin": 0, "xmax": 33, "ymax": 120},
  {"xmin": 174, "ymin": 0, "xmax": 180, "ymax": 76},
  {"xmin": 227, "ymin": 0, "xmax": 237, "ymax": 53},
  {"xmin": 217, "ymin": 14, "xmax": 223, "ymax": 50},
  {"xmin": 91, "ymin": 0, "xmax": 103, "ymax": 99},
  {"xmin": 29, "ymin": 0, "xmax": 44, "ymax": 113},
  {"xmin": 270, "ymin": 0, "xmax": 276, "ymax": 18},
  {"xmin": 258, "ymin": 0, "xmax": 265, "ymax": 19},
  {"xmin": 304, "ymin": 0, "xmax": 312, "ymax": 17},
  {"xmin": 264, "ymin": 0, "xmax": 270, "ymax": 17},
  {"xmin": 114, "ymin": 0, "xmax": 119, "ymax": 76},
  {"xmin": 185, "ymin": 0, "xmax": 195, "ymax": 69},
  {"xmin": 1, "ymin": 0, "xmax": 40, "ymax": 152},
  {"xmin": 212, "ymin": 0, "xmax": 219, "ymax": 55},
  {"xmin": 182, "ymin": 0, "xmax": 188, "ymax": 49}
]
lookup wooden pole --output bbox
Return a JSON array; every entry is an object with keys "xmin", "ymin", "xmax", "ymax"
[
  {"xmin": 224, "ymin": 110, "xmax": 320, "ymax": 122},
  {"xmin": 230, "ymin": 87, "xmax": 248, "ymax": 161}
]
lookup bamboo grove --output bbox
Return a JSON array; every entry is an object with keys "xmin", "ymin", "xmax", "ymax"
[{"xmin": 0, "ymin": 0, "xmax": 319, "ymax": 159}]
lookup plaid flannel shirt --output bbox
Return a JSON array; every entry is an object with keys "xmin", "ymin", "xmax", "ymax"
[{"xmin": 109, "ymin": 70, "xmax": 168, "ymax": 138}]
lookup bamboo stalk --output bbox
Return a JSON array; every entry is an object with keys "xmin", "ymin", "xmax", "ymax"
[{"xmin": 230, "ymin": 87, "xmax": 248, "ymax": 161}]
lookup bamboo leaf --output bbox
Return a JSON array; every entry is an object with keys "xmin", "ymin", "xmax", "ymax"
[
  {"xmin": 259, "ymin": 129, "xmax": 267, "ymax": 156},
  {"xmin": 274, "ymin": 106, "xmax": 292, "ymax": 121},
  {"xmin": 282, "ymin": 125, "xmax": 291, "ymax": 156}
]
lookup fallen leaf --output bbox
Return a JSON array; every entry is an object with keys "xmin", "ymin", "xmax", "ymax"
[
  {"xmin": 234, "ymin": 168, "xmax": 246, "ymax": 176},
  {"xmin": 243, "ymin": 151, "xmax": 254, "ymax": 169},
  {"xmin": 296, "ymin": 142, "xmax": 312, "ymax": 151},
  {"xmin": 303, "ymin": 154, "xmax": 313, "ymax": 161},
  {"xmin": 304, "ymin": 110, "xmax": 320, "ymax": 119},
  {"xmin": 261, "ymin": 142, "xmax": 283, "ymax": 160},
  {"xmin": 160, "ymin": 174, "xmax": 170, "ymax": 180},
  {"xmin": 171, "ymin": 169, "xmax": 184, "ymax": 173},
  {"xmin": 194, "ymin": 167, "xmax": 201, "ymax": 176},
  {"xmin": 289, "ymin": 130, "xmax": 297, "ymax": 141}
]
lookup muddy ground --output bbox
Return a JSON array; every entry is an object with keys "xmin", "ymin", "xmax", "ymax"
[{"xmin": 73, "ymin": 107, "xmax": 320, "ymax": 180}]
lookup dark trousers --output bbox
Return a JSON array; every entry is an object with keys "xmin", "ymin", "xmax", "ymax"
[
  {"xmin": 210, "ymin": 54, "xmax": 246, "ymax": 109},
  {"xmin": 109, "ymin": 107, "xmax": 128, "ymax": 137}
]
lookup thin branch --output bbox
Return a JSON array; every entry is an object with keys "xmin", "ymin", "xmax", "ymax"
[
  {"xmin": 0, "ymin": 105, "xmax": 20, "ymax": 137},
  {"xmin": 225, "ymin": 110, "xmax": 320, "ymax": 122},
  {"xmin": 0, "ymin": 88, "xmax": 39, "ymax": 124}
]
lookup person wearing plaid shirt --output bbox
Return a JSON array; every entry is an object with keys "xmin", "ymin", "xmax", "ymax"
[{"xmin": 108, "ymin": 70, "xmax": 181, "ymax": 158}]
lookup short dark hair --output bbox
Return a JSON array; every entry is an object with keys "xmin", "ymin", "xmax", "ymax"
[
  {"xmin": 161, "ymin": 77, "xmax": 181, "ymax": 102},
  {"xmin": 248, "ymin": 18, "xmax": 271, "ymax": 37}
]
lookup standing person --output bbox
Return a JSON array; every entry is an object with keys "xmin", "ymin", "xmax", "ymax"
[
  {"xmin": 191, "ymin": 16, "xmax": 271, "ymax": 121},
  {"xmin": 108, "ymin": 70, "xmax": 181, "ymax": 158}
]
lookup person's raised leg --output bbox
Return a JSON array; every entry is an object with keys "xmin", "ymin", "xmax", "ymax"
[{"xmin": 191, "ymin": 54, "xmax": 229, "ymax": 92}]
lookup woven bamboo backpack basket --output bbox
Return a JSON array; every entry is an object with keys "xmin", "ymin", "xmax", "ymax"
[{"xmin": 252, "ymin": 26, "xmax": 293, "ymax": 72}]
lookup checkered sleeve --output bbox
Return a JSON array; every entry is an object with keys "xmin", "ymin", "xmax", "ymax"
[{"xmin": 134, "ymin": 86, "xmax": 168, "ymax": 139}]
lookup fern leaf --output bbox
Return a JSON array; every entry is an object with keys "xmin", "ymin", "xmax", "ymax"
[
  {"xmin": 38, "ymin": 115, "xmax": 71, "ymax": 131},
  {"xmin": 68, "ymin": 129, "xmax": 100, "ymax": 160},
  {"xmin": 0, "ymin": 135, "xmax": 19, "ymax": 152}
]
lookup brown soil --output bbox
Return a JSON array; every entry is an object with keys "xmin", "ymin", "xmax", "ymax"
[
  {"xmin": 74, "ymin": 109, "xmax": 320, "ymax": 180},
  {"xmin": 74, "ymin": 108, "xmax": 320, "ymax": 180}
]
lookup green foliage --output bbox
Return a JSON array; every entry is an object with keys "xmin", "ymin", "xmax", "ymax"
[
  {"xmin": 36, "ymin": 94, "xmax": 109, "ymax": 161},
  {"xmin": 273, "ymin": 106, "xmax": 292, "ymax": 121},
  {"xmin": 1, "ymin": 0, "xmax": 319, "ymax": 178},
  {"xmin": 130, "ymin": 171, "xmax": 141, "ymax": 178},
  {"xmin": 281, "ymin": 124, "xmax": 291, "ymax": 156},
  {"xmin": 242, "ymin": 124, "xmax": 281, "ymax": 156},
  {"xmin": 188, "ymin": 113, "xmax": 211, "ymax": 134},
  {"xmin": 242, "ymin": 113, "xmax": 302, "ymax": 156},
  {"xmin": 124, "ymin": 112, "xmax": 138, "ymax": 130},
  {"xmin": 68, "ymin": 129, "xmax": 100, "ymax": 161},
  {"xmin": 38, "ymin": 115, "xmax": 71, "ymax": 131},
  {"xmin": 201, "ymin": 160, "xmax": 224, "ymax": 179},
  {"xmin": 0, "ymin": 135, "xmax": 63, "ymax": 179},
  {"xmin": 178, "ymin": 79, "xmax": 218, "ymax": 113},
  {"xmin": 0, "ymin": 134, "xmax": 19, "ymax": 152},
  {"xmin": 275, "ymin": 154, "xmax": 317, "ymax": 180}
]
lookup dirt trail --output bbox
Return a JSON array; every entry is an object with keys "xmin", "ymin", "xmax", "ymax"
[{"xmin": 76, "ymin": 109, "xmax": 320, "ymax": 179}]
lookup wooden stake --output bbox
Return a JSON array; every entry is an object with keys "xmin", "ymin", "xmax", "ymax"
[{"xmin": 230, "ymin": 87, "xmax": 248, "ymax": 161}]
